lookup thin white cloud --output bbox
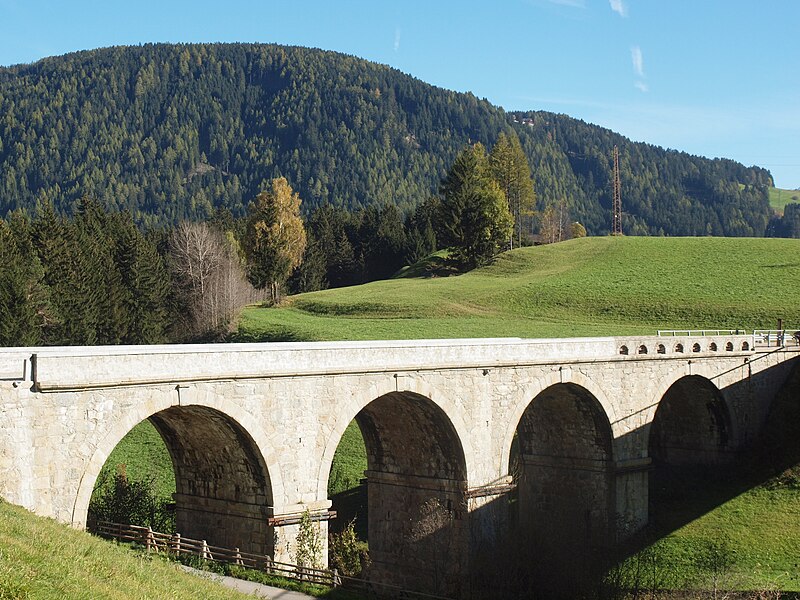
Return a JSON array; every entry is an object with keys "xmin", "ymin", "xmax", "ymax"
[
  {"xmin": 609, "ymin": 0, "xmax": 627, "ymax": 17},
  {"xmin": 634, "ymin": 81, "xmax": 649, "ymax": 93},
  {"xmin": 547, "ymin": 0, "xmax": 586, "ymax": 7},
  {"xmin": 631, "ymin": 46, "xmax": 644, "ymax": 77},
  {"xmin": 394, "ymin": 27, "xmax": 401, "ymax": 52}
]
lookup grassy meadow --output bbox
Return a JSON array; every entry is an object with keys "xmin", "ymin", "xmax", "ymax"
[
  {"xmin": 235, "ymin": 236, "xmax": 800, "ymax": 342},
  {"xmin": 99, "ymin": 419, "xmax": 176, "ymax": 501},
  {"xmin": 0, "ymin": 498, "xmax": 256, "ymax": 600},
  {"xmin": 769, "ymin": 186, "xmax": 800, "ymax": 214},
  {"xmin": 623, "ymin": 473, "xmax": 800, "ymax": 592}
]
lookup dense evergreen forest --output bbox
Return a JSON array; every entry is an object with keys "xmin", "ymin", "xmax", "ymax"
[{"xmin": 0, "ymin": 42, "xmax": 788, "ymax": 236}]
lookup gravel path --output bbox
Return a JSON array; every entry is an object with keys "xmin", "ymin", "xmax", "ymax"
[{"xmin": 180, "ymin": 565, "xmax": 315, "ymax": 600}]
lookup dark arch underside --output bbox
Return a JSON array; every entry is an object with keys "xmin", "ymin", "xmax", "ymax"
[
  {"xmin": 353, "ymin": 391, "xmax": 468, "ymax": 598},
  {"xmin": 512, "ymin": 383, "xmax": 615, "ymax": 595},
  {"xmin": 649, "ymin": 375, "xmax": 732, "ymax": 467},
  {"xmin": 149, "ymin": 405, "xmax": 274, "ymax": 556}
]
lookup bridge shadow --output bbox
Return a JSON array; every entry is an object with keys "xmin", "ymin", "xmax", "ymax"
[
  {"xmin": 641, "ymin": 355, "xmax": 800, "ymax": 543},
  {"xmin": 602, "ymin": 355, "xmax": 800, "ymax": 598},
  {"xmin": 327, "ymin": 356, "xmax": 800, "ymax": 599},
  {"xmin": 453, "ymin": 356, "xmax": 800, "ymax": 599}
]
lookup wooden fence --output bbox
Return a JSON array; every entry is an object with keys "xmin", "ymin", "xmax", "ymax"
[
  {"xmin": 93, "ymin": 521, "xmax": 454, "ymax": 600},
  {"xmin": 93, "ymin": 521, "xmax": 337, "ymax": 586}
]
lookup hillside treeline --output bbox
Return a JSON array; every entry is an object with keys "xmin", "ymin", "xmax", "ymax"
[
  {"xmin": 0, "ymin": 43, "xmax": 785, "ymax": 237},
  {"xmin": 0, "ymin": 194, "xmax": 440, "ymax": 347}
]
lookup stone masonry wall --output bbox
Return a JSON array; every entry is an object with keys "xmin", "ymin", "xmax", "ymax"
[{"xmin": 0, "ymin": 336, "xmax": 796, "ymax": 589}]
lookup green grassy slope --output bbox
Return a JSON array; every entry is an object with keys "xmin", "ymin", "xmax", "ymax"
[
  {"xmin": 236, "ymin": 236, "xmax": 800, "ymax": 342},
  {"xmin": 0, "ymin": 498, "xmax": 254, "ymax": 599},
  {"xmin": 328, "ymin": 421, "xmax": 368, "ymax": 497},
  {"xmin": 98, "ymin": 418, "xmax": 175, "ymax": 501},
  {"xmin": 628, "ymin": 482, "xmax": 800, "ymax": 592},
  {"xmin": 769, "ymin": 186, "xmax": 800, "ymax": 214}
]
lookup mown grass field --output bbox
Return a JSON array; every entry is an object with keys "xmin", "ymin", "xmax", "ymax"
[
  {"xmin": 235, "ymin": 237, "xmax": 800, "ymax": 342},
  {"xmin": 769, "ymin": 186, "xmax": 800, "ymax": 214},
  {"xmin": 0, "ymin": 498, "xmax": 255, "ymax": 599}
]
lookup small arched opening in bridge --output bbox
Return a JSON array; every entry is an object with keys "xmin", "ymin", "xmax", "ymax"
[
  {"xmin": 675, "ymin": 343, "xmax": 684, "ymax": 353},
  {"xmin": 86, "ymin": 406, "xmax": 274, "ymax": 557},
  {"xmin": 638, "ymin": 345, "xmax": 648, "ymax": 355},
  {"xmin": 726, "ymin": 342, "xmax": 734, "ymax": 352},
  {"xmin": 326, "ymin": 391, "xmax": 468, "ymax": 599},
  {"xmin": 509, "ymin": 383, "xmax": 615, "ymax": 596},
  {"xmin": 648, "ymin": 375, "xmax": 732, "ymax": 530}
]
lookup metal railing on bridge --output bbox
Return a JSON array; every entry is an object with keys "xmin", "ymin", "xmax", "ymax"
[
  {"xmin": 752, "ymin": 329, "xmax": 800, "ymax": 349},
  {"xmin": 657, "ymin": 329, "xmax": 748, "ymax": 337}
]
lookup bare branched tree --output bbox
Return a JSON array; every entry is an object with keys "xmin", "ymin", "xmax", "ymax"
[{"xmin": 168, "ymin": 222, "xmax": 261, "ymax": 340}]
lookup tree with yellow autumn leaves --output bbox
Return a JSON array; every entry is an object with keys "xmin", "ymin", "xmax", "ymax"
[{"xmin": 243, "ymin": 177, "xmax": 307, "ymax": 303}]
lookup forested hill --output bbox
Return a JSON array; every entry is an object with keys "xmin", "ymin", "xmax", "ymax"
[{"xmin": 0, "ymin": 43, "xmax": 775, "ymax": 235}]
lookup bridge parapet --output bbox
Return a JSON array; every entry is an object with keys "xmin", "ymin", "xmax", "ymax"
[
  {"xmin": 619, "ymin": 333, "xmax": 757, "ymax": 356},
  {"xmin": 5, "ymin": 333, "xmax": 791, "ymax": 392}
]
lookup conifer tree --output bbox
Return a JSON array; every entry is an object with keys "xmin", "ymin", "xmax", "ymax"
[
  {"xmin": 490, "ymin": 131, "xmax": 536, "ymax": 248},
  {"xmin": 74, "ymin": 198, "xmax": 128, "ymax": 344},
  {"xmin": 309, "ymin": 204, "xmax": 359, "ymax": 288},
  {"xmin": 31, "ymin": 200, "xmax": 96, "ymax": 345},
  {"xmin": 437, "ymin": 143, "xmax": 513, "ymax": 268},
  {"xmin": 0, "ymin": 216, "xmax": 50, "ymax": 346},
  {"xmin": 289, "ymin": 232, "xmax": 329, "ymax": 293},
  {"xmin": 115, "ymin": 214, "xmax": 171, "ymax": 344}
]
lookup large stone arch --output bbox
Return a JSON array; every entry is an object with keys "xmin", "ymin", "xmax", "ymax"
[
  {"xmin": 318, "ymin": 378, "xmax": 470, "ymax": 598},
  {"xmin": 500, "ymin": 369, "xmax": 617, "ymax": 477},
  {"xmin": 647, "ymin": 374, "xmax": 733, "ymax": 468},
  {"xmin": 317, "ymin": 377, "xmax": 474, "ymax": 499},
  {"xmin": 72, "ymin": 387, "xmax": 282, "ymax": 556},
  {"xmin": 647, "ymin": 363, "xmax": 735, "ymax": 424},
  {"xmin": 507, "ymin": 380, "xmax": 616, "ymax": 596}
]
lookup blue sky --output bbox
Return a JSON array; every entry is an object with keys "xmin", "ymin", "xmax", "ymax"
[{"xmin": 1, "ymin": 0, "xmax": 798, "ymax": 189}]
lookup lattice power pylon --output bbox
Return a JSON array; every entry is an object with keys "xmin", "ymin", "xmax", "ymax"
[{"xmin": 612, "ymin": 145, "xmax": 623, "ymax": 235}]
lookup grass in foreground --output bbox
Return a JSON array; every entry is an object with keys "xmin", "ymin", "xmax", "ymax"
[
  {"xmin": 0, "ymin": 498, "xmax": 254, "ymax": 600},
  {"xmin": 235, "ymin": 236, "xmax": 800, "ymax": 343},
  {"xmin": 626, "ymin": 482, "xmax": 800, "ymax": 592}
]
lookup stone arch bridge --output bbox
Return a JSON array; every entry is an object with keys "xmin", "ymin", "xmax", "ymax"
[{"xmin": 1, "ymin": 334, "xmax": 797, "ymax": 597}]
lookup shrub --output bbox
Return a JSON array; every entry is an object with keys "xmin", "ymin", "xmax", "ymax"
[{"xmin": 329, "ymin": 519, "xmax": 370, "ymax": 577}]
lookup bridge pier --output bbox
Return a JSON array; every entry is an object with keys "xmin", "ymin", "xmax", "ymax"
[
  {"xmin": 365, "ymin": 471, "xmax": 468, "ymax": 598},
  {"xmin": 269, "ymin": 502, "xmax": 332, "ymax": 565},
  {"xmin": 614, "ymin": 457, "xmax": 651, "ymax": 533}
]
